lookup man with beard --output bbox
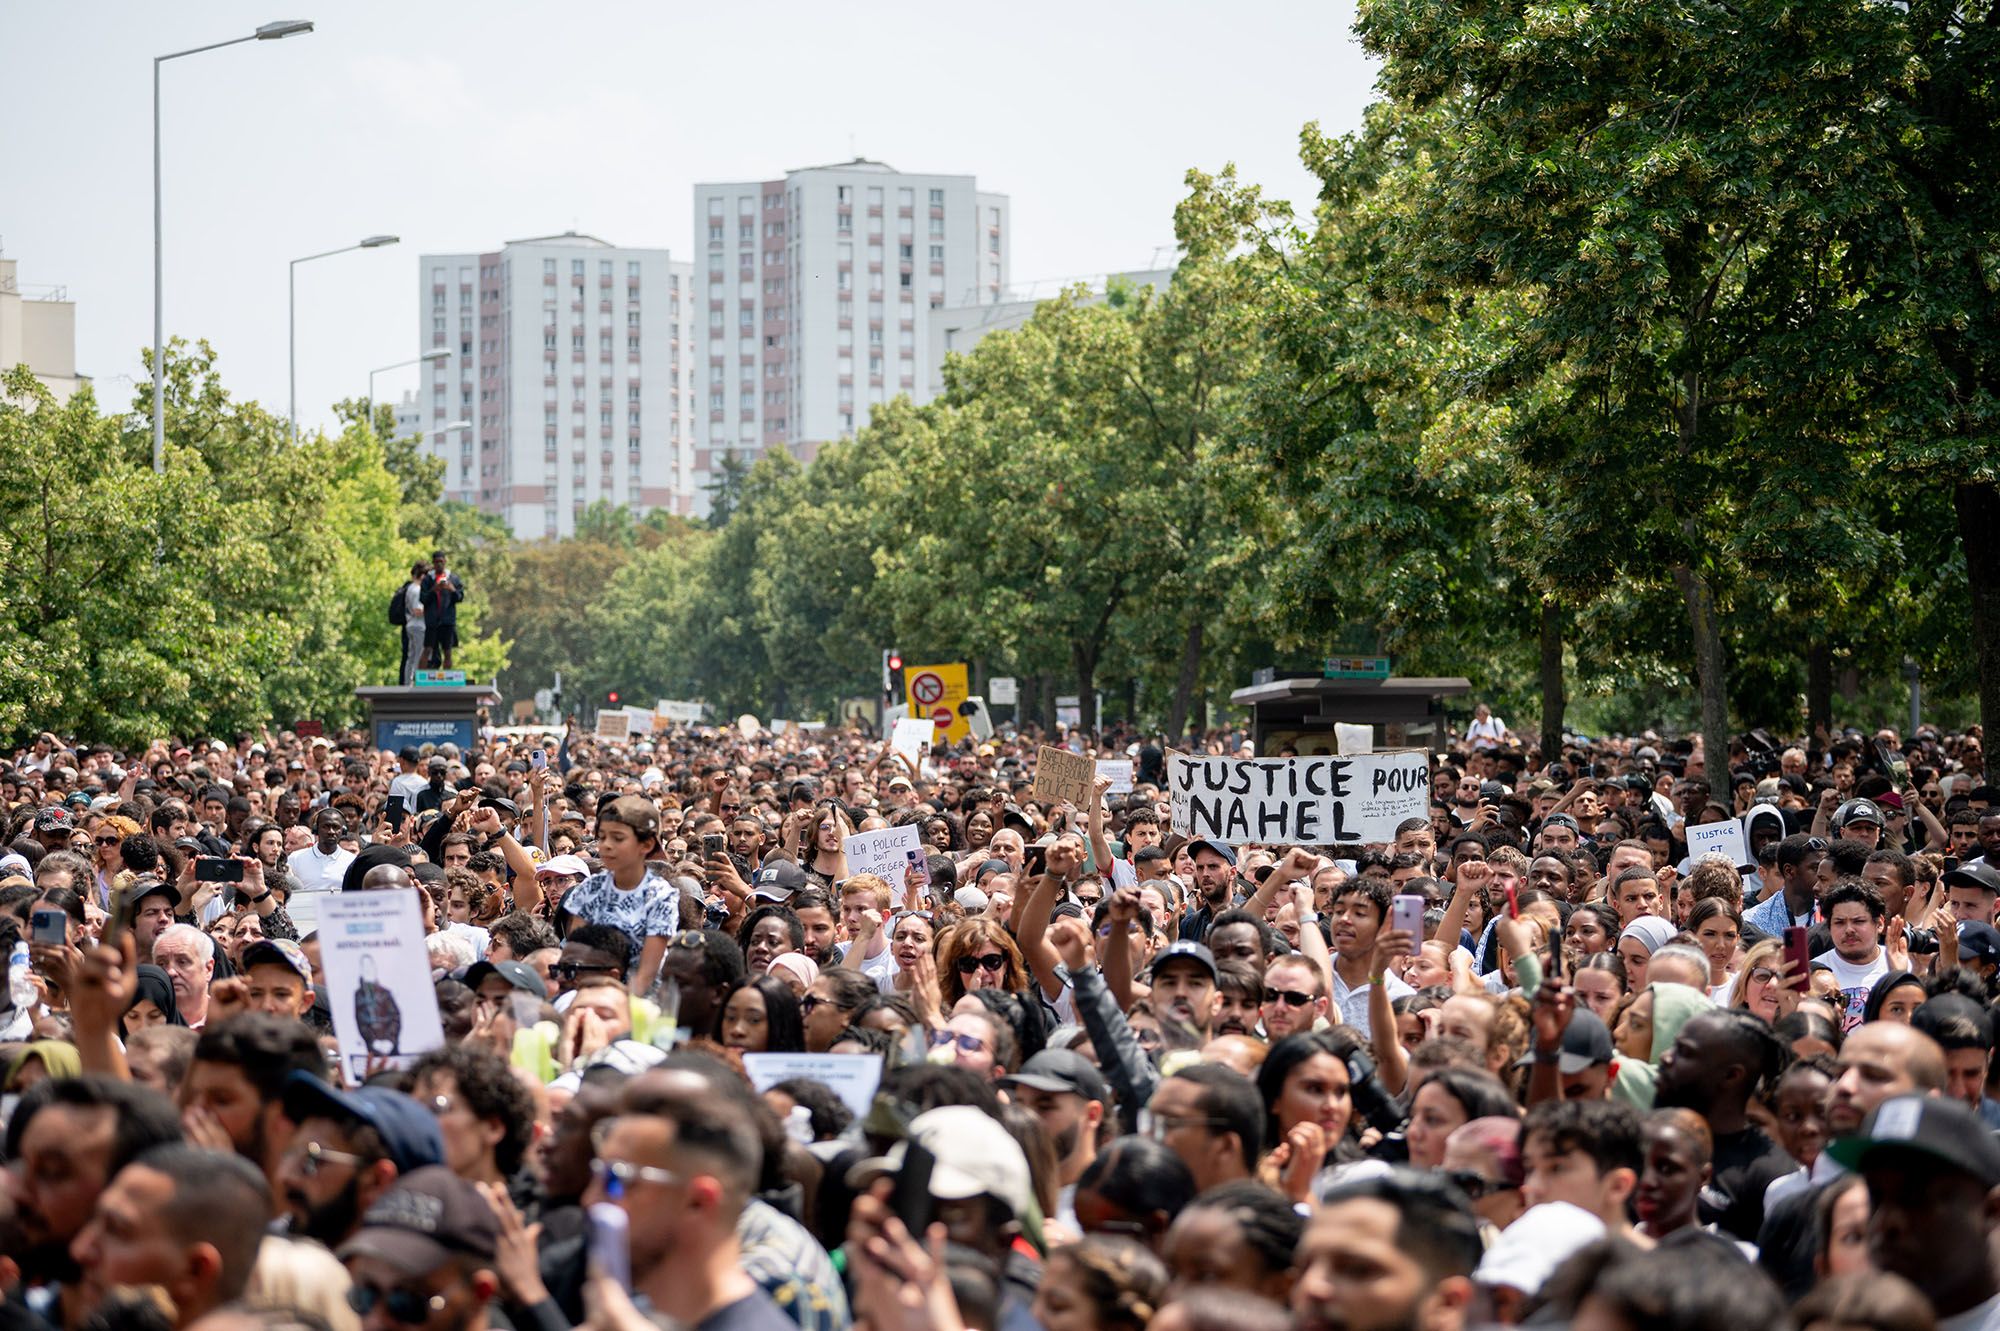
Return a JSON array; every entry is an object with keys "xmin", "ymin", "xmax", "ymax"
[
  {"xmin": 1295, "ymin": 1170, "xmax": 1482, "ymax": 1331},
  {"xmin": 338, "ymin": 1168, "xmax": 507, "ymax": 1331},
  {"xmin": 275, "ymin": 1075, "xmax": 444, "ymax": 1249},
  {"xmin": 179, "ymin": 1015, "xmax": 327, "ymax": 1188},
  {"xmin": 1211, "ymin": 961, "xmax": 1262, "ymax": 1039},
  {"xmin": 1001, "ymin": 1049, "xmax": 1108, "ymax": 1230},
  {"xmin": 69, "ymin": 1145, "xmax": 270, "ymax": 1329},
  {"xmin": 1651, "ymin": 1009, "xmax": 1794, "ymax": 1241},
  {"xmin": 1178, "ymin": 840, "xmax": 1240, "ymax": 945},
  {"xmin": 6, "ymin": 1076, "xmax": 182, "ymax": 1329}
]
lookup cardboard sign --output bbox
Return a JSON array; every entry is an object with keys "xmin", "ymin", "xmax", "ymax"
[
  {"xmin": 1687, "ymin": 817, "xmax": 1752, "ymax": 867},
  {"xmin": 903, "ymin": 662, "xmax": 971, "ymax": 744},
  {"xmin": 844, "ymin": 823, "xmax": 930, "ymax": 905},
  {"xmin": 1168, "ymin": 751, "xmax": 1432, "ymax": 845},
  {"xmin": 741, "ymin": 1052, "xmax": 885, "ymax": 1123},
  {"xmin": 595, "ymin": 710, "xmax": 631, "ymax": 741},
  {"xmin": 1035, "ymin": 745, "xmax": 1095, "ymax": 806},
  {"xmin": 890, "ymin": 716, "xmax": 934, "ymax": 768},
  {"xmin": 319, "ymin": 890, "xmax": 445, "ymax": 1082},
  {"xmin": 736, "ymin": 714, "xmax": 761, "ymax": 739},
  {"xmin": 655, "ymin": 700, "xmax": 705, "ymax": 724},
  {"xmin": 623, "ymin": 706, "xmax": 655, "ymax": 735},
  {"xmin": 1098, "ymin": 759, "xmax": 1135, "ymax": 794}
]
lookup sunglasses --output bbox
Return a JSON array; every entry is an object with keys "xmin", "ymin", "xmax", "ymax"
[
  {"xmin": 588, "ymin": 1156, "xmax": 683, "ymax": 1197},
  {"xmin": 95, "ymin": 835, "xmax": 122, "ymax": 848},
  {"xmin": 1444, "ymin": 1168, "xmax": 1514, "ymax": 1201},
  {"xmin": 347, "ymin": 1285, "xmax": 447, "ymax": 1326},
  {"xmin": 930, "ymin": 1030, "xmax": 988, "ymax": 1054},
  {"xmin": 955, "ymin": 953, "xmax": 1008, "ymax": 976},
  {"xmin": 800, "ymin": 995, "xmax": 826, "ymax": 1014},
  {"xmin": 549, "ymin": 961, "xmax": 621, "ymax": 981},
  {"xmin": 1263, "ymin": 987, "xmax": 1314, "ymax": 1008}
]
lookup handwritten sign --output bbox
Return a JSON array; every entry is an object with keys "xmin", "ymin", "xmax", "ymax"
[
  {"xmin": 320, "ymin": 890, "xmax": 444, "ymax": 1083},
  {"xmin": 1098, "ymin": 759, "xmax": 1135, "ymax": 794},
  {"xmin": 595, "ymin": 710, "xmax": 630, "ymax": 741},
  {"xmin": 1167, "ymin": 751, "xmax": 1431, "ymax": 845},
  {"xmin": 741, "ymin": 1052, "xmax": 885, "ymax": 1123},
  {"xmin": 623, "ymin": 706, "xmax": 655, "ymax": 735},
  {"xmin": 891, "ymin": 716, "xmax": 934, "ymax": 768},
  {"xmin": 655, "ymin": 699, "xmax": 705, "ymax": 724},
  {"xmin": 1687, "ymin": 817, "xmax": 1751, "ymax": 867},
  {"xmin": 1035, "ymin": 745, "xmax": 1095, "ymax": 806},
  {"xmin": 843, "ymin": 824, "xmax": 930, "ymax": 905},
  {"xmin": 1335, "ymin": 723, "xmax": 1373, "ymax": 756}
]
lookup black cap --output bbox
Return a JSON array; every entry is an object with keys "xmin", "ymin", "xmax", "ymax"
[
  {"xmin": 1152, "ymin": 940, "xmax": 1218, "ymax": 983},
  {"xmin": 1513, "ymin": 1007, "xmax": 1613, "ymax": 1073},
  {"xmin": 1826, "ymin": 1093, "xmax": 2000, "ymax": 1187},
  {"xmin": 462, "ymin": 959, "xmax": 548, "ymax": 1001},
  {"xmin": 1945, "ymin": 861, "xmax": 2000, "ymax": 899},
  {"xmin": 338, "ymin": 1166, "xmax": 500, "ymax": 1273},
  {"xmin": 751, "ymin": 859, "xmax": 807, "ymax": 901},
  {"xmin": 1002, "ymin": 1049, "xmax": 1109, "ymax": 1105}
]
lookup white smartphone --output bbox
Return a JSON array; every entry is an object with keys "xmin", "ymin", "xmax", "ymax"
[
  {"xmin": 1391, "ymin": 894, "xmax": 1425, "ymax": 954},
  {"xmin": 587, "ymin": 1201, "xmax": 631, "ymax": 1291},
  {"xmin": 530, "ymin": 748, "xmax": 548, "ymax": 772}
]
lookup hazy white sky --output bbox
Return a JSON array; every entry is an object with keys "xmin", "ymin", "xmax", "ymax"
[{"xmin": 2, "ymin": 1, "xmax": 1376, "ymax": 436}]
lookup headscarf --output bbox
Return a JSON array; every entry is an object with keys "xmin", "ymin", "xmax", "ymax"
[
  {"xmin": 768, "ymin": 952, "xmax": 820, "ymax": 990},
  {"xmin": 129, "ymin": 964, "xmax": 184, "ymax": 1027},
  {"xmin": 1611, "ymin": 981, "xmax": 1714, "ymax": 1110},
  {"xmin": 1862, "ymin": 971, "xmax": 1925, "ymax": 1025},
  {"xmin": 5, "ymin": 1040, "xmax": 82, "ymax": 1090},
  {"xmin": 1619, "ymin": 916, "xmax": 1678, "ymax": 956}
]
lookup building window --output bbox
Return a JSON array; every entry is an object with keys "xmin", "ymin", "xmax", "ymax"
[
  {"xmin": 898, "ymin": 187, "xmax": 913, "ymax": 207},
  {"xmin": 929, "ymin": 217, "xmax": 944, "ymax": 237},
  {"xmin": 929, "ymin": 188, "xmax": 944, "ymax": 206}
]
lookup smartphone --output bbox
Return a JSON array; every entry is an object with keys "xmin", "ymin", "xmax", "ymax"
[
  {"xmin": 1502, "ymin": 882, "xmax": 1519, "ymax": 920},
  {"xmin": 1783, "ymin": 926, "xmax": 1811, "ymax": 993},
  {"xmin": 888, "ymin": 1138, "xmax": 937, "ymax": 1237},
  {"xmin": 530, "ymin": 748, "xmax": 548, "ymax": 772},
  {"xmin": 103, "ymin": 885, "xmax": 135, "ymax": 950},
  {"xmin": 30, "ymin": 908, "xmax": 66, "ymax": 946},
  {"xmin": 586, "ymin": 1201, "xmax": 631, "ymax": 1291},
  {"xmin": 702, "ymin": 833, "xmax": 727, "ymax": 859},
  {"xmin": 196, "ymin": 857, "xmax": 244, "ymax": 883},
  {"xmin": 509, "ymin": 991, "xmax": 542, "ymax": 1027},
  {"xmin": 1391, "ymin": 894, "xmax": 1425, "ymax": 953}
]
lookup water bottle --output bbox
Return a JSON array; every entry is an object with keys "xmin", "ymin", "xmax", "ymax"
[{"xmin": 8, "ymin": 940, "xmax": 31, "ymax": 1012}]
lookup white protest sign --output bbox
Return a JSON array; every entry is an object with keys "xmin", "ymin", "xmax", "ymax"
[
  {"xmin": 736, "ymin": 714, "xmax": 761, "ymax": 739},
  {"xmin": 595, "ymin": 710, "xmax": 630, "ymax": 741},
  {"xmin": 1335, "ymin": 723, "xmax": 1374, "ymax": 756},
  {"xmin": 989, "ymin": 676, "xmax": 1018, "ymax": 705},
  {"xmin": 656, "ymin": 699, "xmax": 705, "ymax": 724},
  {"xmin": 891, "ymin": 716, "xmax": 933, "ymax": 768},
  {"xmin": 843, "ymin": 823, "xmax": 930, "ymax": 905},
  {"xmin": 1034, "ymin": 745, "xmax": 1095, "ymax": 806},
  {"xmin": 623, "ymin": 706, "xmax": 655, "ymax": 735},
  {"xmin": 1098, "ymin": 759, "xmax": 1135, "ymax": 794},
  {"xmin": 319, "ymin": 890, "xmax": 444, "ymax": 1083},
  {"xmin": 1168, "ymin": 751, "xmax": 1432, "ymax": 845},
  {"xmin": 741, "ymin": 1052, "xmax": 884, "ymax": 1123},
  {"xmin": 1687, "ymin": 817, "xmax": 1751, "ymax": 867}
]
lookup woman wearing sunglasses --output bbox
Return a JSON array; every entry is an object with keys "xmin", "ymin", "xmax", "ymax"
[
  {"xmin": 936, "ymin": 917, "xmax": 1029, "ymax": 1009},
  {"xmin": 1728, "ymin": 938, "xmax": 1803, "ymax": 1025}
]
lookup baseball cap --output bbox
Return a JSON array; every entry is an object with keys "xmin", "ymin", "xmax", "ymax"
[
  {"xmin": 128, "ymin": 878, "xmax": 180, "ymax": 911},
  {"xmin": 462, "ymin": 959, "xmax": 548, "ymax": 1002},
  {"xmin": 241, "ymin": 938, "xmax": 314, "ymax": 988},
  {"xmin": 1153, "ymin": 939, "xmax": 1219, "ymax": 983},
  {"xmin": 1944, "ymin": 861, "xmax": 2000, "ymax": 898},
  {"xmin": 953, "ymin": 886, "xmax": 989, "ymax": 912},
  {"xmin": 536, "ymin": 853, "xmax": 590, "ymax": 879},
  {"xmin": 751, "ymin": 859, "xmax": 807, "ymax": 901},
  {"xmin": 1833, "ymin": 798, "xmax": 1884, "ymax": 830},
  {"xmin": 1474, "ymin": 1201, "xmax": 1606, "ymax": 1294},
  {"xmin": 1958, "ymin": 922, "xmax": 2000, "ymax": 967},
  {"xmin": 847, "ymin": 1105, "xmax": 1034, "ymax": 1221},
  {"xmin": 1001, "ymin": 1049, "xmax": 1109, "ymax": 1105},
  {"xmin": 887, "ymin": 775, "xmax": 913, "ymax": 791},
  {"xmin": 281, "ymin": 1074, "xmax": 445, "ymax": 1174},
  {"xmin": 33, "ymin": 807, "xmax": 71, "ymax": 831},
  {"xmin": 1541, "ymin": 812, "xmax": 1581, "ymax": 833},
  {"xmin": 1188, "ymin": 838, "xmax": 1238, "ymax": 866},
  {"xmin": 337, "ymin": 1166, "xmax": 499, "ymax": 1274},
  {"xmin": 1826, "ymin": 1093, "xmax": 2000, "ymax": 1187},
  {"xmin": 598, "ymin": 795, "xmax": 661, "ymax": 841},
  {"xmin": 1512, "ymin": 1008, "xmax": 1613, "ymax": 1074}
]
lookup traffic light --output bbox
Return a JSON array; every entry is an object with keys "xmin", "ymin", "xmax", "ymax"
[
  {"xmin": 887, "ymin": 650, "xmax": 903, "ymax": 673},
  {"xmin": 607, "ymin": 690, "xmax": 620, "ymax": 706}
]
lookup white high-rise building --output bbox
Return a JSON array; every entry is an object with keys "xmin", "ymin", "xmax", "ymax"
[
  {"xmin": 693, "ymin": 159, "xmax": 1008, "ymax": 501},
  {"xmin": 0, "ymin": 252, "xmax": 85, "ymax": 405},
  {"xmin": 390, "ymin": 389, "xmax": 422, "ymax": 444},
  {"xmin": 416, "ymin": 232, "xmax": 697, "ymax": 538}
]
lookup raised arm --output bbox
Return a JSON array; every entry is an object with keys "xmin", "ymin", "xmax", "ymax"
[
  {"xmin": 1367, "ymin": 926, "xmax": 1413, "ymax": 1095},
  {"xmin": 1436, "ymin": 860, "xmax": 1489, "ymax": 954},
  {"xmin": 1087, "ymin": 775, "xmax": 1116, "ymax": 878},
  {"xmin": 1016, "ymin": 852, "xmax": 1072, "ymax": 1004},
  {"xmin": 1104, "ymin": 885, "xmax": 1142, "ymax": 1010}
]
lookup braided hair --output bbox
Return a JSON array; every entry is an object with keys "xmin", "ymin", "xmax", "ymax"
[{"xmin": 1046, "ymin": 1237, "xmax": 1168, "ymax": 1331}]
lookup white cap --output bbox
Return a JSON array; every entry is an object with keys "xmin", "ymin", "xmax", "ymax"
[
  {"xmin": 846, "ymin": 1106, "xmax": 1033, "ymax": 1220},
  {"xmin": 537, "ymin": 854, "xmax": 590, "ymax": 878},
  {"xmin": 953, "ymin": 886, "xmax": 989, "ymax": 912},
  {"xmin": 1476, "ymin": 1202, "xmax": 1606, "ymax": 1294}
]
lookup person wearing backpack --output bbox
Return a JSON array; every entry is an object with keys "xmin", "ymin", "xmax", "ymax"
[{"xmin": 395, "ymin": 560, "xmax": 427, "ymax": 684}]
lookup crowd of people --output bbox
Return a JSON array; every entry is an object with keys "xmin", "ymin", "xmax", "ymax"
[{"xmin": 0, "ymin": 712, "xmax": 1997, "ymax": 1331}]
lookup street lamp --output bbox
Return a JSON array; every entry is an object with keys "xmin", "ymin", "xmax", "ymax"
[
  {"xmin": 367, "ymin": 349, "xmax": 452, "ymax": 430},
  {"xmin": 291, "ymin": 235, "xmax": 399, "ymax": 440},
  {"xmin": 153, "ymin": 19, "xmax": 315, "ymax": 473}
]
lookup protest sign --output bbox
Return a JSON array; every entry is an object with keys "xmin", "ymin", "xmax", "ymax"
[
  {"xmin": 319, "ymin": 890, "xmax": 444, "ymax": 1083},
  {"xmin": 741, "ymin": 1052, "xmax": 885, "ymax": 1123},
  {"xmin": 989, "ymin": 676, "xmax": 1018, "ymax": 705},
  {"xmin": 1034, "ymin": 745, "xmax": 1095, "ymax": 806},
  {"xmin": 903, "ymin": 662, "xmax": 971, "ymax": 744},
  {"xmin": 1687, "ymin": 817, "xmax": 1751, "ymax": 867},
  {"xmin": 1335, "ymin": 723, "xmax": 1373, "ymax": 756},
  {"xmin": 843, "ymin": 823, "xmax": 930, "ymax": 905},
  {"xmin": 623, "ymin": 706, "xmax": 655, "ymax": 735},
  {"xmin": 1098, "ymin": 758, "xmax": 1135, "ymax": 794},
  {"xmin": 1167, "ymin": 751, "xmax": 1431, "ymax": 845},
  {"xmin": 655, "ymin": 700, "xmax": 705, "ymax": 724},
  {"xmin": 891, "ymin": 716, "xmax": 934, "ymax": 768},
  {"xmin": 736, "ymin": 714, "xmax": 761, "ymax": 739},
  {"xmin": 595, "ymin": 710, "xmax": 630, "ymax": 741}
]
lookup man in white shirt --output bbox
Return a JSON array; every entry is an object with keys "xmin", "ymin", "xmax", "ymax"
[
  {"xmin": 1328, "ymin": 879, "xmax": 1411, "ymax": 1037},
  {"xmin": 386, "ymin": 747, "xmax": 429, "ymax": 822},
  {"xmin": 1814, "ymin": 880, "xmax": 1891, "ymax": 1030},
  {"xmin": 1467, "ymin": 703, "xmax": 1506, "ymax": 751},
  {"xmin": 836, "ymin": 872, "xmax": 896, "ymax": 987},
  {"xmin": 284, "ymin": 806, "xmax": 355, "ymax": 934}
]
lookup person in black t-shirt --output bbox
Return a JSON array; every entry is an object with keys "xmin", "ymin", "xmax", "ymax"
[{"xmin": 1654, "ymin": 1008, "xmax": 1795, "ymax": 1241}]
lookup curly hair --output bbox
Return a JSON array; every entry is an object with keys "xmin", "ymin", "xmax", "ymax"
[
  {"xmin": 936, "ymin": 916, "xmax": 1030, "ymax": 1008},
  {"xmin": 1045, "ymin": 1237, "xmax": 1168, "ymax": 1331},
  {"xmin": 409, "ymin": 1045, "xmax": 536, "ymax": 1176}
]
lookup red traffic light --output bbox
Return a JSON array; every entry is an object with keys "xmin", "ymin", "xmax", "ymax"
[
  {"xmin": 608, "ymin": 691, "xmax": 620, "ymax": 705},
  {"xmin": 887, "ymin": 653, "xmax": 903, "ymax": 672}
]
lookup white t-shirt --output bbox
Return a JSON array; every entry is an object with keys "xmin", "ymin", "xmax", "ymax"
[
  {"xmin": 288, "ymin": 843, "xmax": 355, "ymax": 894},
  {"xmin": 1813, "ymin": 947, "xmax": 1890, "ymax": 1030},
  {"xmin": 1467, "ymin": 716, "xmax": 1506, "ymax": 749}
]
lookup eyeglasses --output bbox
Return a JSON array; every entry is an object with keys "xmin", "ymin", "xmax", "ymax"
[
  {"xmin": 286, "ymin": 1141, "xmax": 370, "ymax": 1178},
  {"xmin": 549, "ymin": 961, "xmax": 621, "ymax": 982},
  {"xmin": 800, "ymin": 995, "xmax": 826, "ymax": 1014},
  {"xmin": 1444, "ymin": 1168, "xmax": 1514, "ymax": 1201},
  {"xmin": 588, "ymin": 1157, "xmax": 683, "ymax": 1199},
  {"xmin": 1138, "ymin": 1109, "xmax": 1228, "ymax": 1141},
  {"xmin": 955, "ymin": 953, "xmax": 1008, "ymax": 976},
  {"xmin": 1748, "ymin": 966, "xmax": 1779, "ymax": 985},
  {"xmin": 95, "ymin": 835, "xmax": 121, "ymax": 848},
  {"xmin": 348, "ymin": 1284, "xmax": 448, "ymax": 1326},
  {"xmin": 930, "ymin": 1030, "xmax": 988, "ymax": 1055},
  {"xmin": 1263, "ymin": 987, "xmax": 1315, "ymax": 1008}
]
